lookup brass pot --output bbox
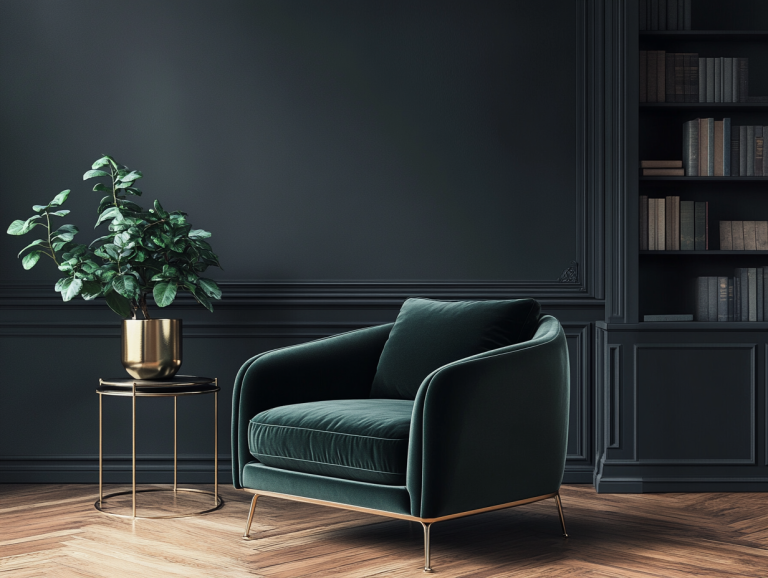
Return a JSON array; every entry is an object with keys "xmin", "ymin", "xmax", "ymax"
[{"xmin": 121, "ymin": 319, "xmax": 182, "ymax": 380}]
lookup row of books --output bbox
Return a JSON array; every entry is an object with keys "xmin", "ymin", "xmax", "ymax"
[
  {"xmin": 695, "ymin": 269, "xmax": 768, "ymax": 322},
  {"xmin": 640, "ymin": 196, "xmax": 708, "ymax": 250},
  {"xmin": 639, "ymin": 0, "xmax": 691, "ymax": 31},
  {"xmin": 639, "ymin": 52, "xmax": 751, "ymax": 103},
  {"xmin": 720, "ymin": 221, "xmax": 768, "ymax": 251},
  {"xmin": 682, "ymin": 119, "xmax": 768, "ymax": 177}
]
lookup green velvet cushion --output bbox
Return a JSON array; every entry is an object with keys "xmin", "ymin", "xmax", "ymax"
[
  {"xmin": 370, "ymin": 297, "xmax": 541, "ymax": 400},
  {"xmin": 248, "ymin": 399, "xmax": 413, "ymax": 485}
]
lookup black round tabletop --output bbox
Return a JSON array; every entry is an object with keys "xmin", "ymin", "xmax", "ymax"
[{"xmin": 97, "ymin": 375, "xmax": 218, "ymax": 396}]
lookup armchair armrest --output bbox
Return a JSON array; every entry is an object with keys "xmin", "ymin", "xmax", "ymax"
[
  {"xmin": 231, "ymin": 323, "xmax": 393, "ymax": 488},
  {"xmin": 407, "ymin": 315, "xmax": 569, "ymax": 518}
]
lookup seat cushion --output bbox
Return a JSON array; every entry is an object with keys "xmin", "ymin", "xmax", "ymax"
[
  {"xmin": 248, "ymin": 399, "xmax": 413, "ymax": 485},
  {"xmin": 370, "ymin": 297, "xmax": 541, "ymax": 400}
]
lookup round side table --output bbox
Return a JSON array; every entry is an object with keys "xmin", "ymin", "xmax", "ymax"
[{"xmin": 95, "ymin": 375, "xmax": 224, "ymax": 519}]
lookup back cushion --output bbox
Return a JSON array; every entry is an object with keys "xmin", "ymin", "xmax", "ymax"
[{"xmin": 370, "ymin": 298, "xmax": 541, "ymax": 400}]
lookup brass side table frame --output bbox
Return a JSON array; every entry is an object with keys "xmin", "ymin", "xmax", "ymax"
[{"xmin": 95, "ymin": 376, "xmax": 224, "ymax": 519}]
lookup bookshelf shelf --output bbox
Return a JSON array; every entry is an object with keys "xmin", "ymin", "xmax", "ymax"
[
  {"xmin": 640, "ymin": 250, "xmax": 768, "ymax": 255},
  {"xmin": 640, "ymin": 103, "xmax": 768, "ymax": 109},
  {"xmin": 640, "ymin": 176, "xmax": 768, "ymax": 180},
  {"xmin": 639, "ymin": 30, "xmax": 768, "ymax": 40}
]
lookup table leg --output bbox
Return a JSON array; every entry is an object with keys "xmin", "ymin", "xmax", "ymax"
[
  {"xmin": 214, "ymin": 383, "xmax": 218, "ymax": 505},
  {"xmin": 99, "ymin": 393, "xmax": 102, "ymax": 506},
  {"xmin": 174, "ymin": 396, "xmax": 177, "ymax": 493},
  {"xmin": 132, "ymin": 382, "xmax": 137, "ymax": 518}
]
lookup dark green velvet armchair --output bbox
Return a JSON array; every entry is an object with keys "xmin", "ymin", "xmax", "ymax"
[{"xmin": 232, "ymin": 298, "xmax": 570, "ymax": 572}]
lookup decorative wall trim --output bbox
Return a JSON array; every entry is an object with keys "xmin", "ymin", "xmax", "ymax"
[
  {"xmin": 563, "ymin": 322, "xmax": 592, "ymax": 463},
  {"xmin": 558, "ymin": 262, "xmax": 579, "ymax": 283},
  {"xmin": 608, "ymin": 345, "xmax": 621, "ymax": 449}
]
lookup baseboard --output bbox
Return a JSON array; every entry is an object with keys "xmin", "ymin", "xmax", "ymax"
[
  {"xmin": 595, "ymin": 475, "xmax": 768, "ymax": 493},
  {"xmin": 562, "ymin": 466, "xmax": 594, "ymax": 484}
]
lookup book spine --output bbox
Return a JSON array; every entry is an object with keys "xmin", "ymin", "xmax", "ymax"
[
  {"xmin": 680, "ymin": 201, "xmax": 695, "ymax": 250},
  {"xmin": 640, "ymin": 0, "xmax": 648, "ymax": 31},
  {"xmin": 696, "ymin": 277, "xmax": 709, "ymax": 321},
  {"xmin": 657, "ymin": 51, "xmax": 666, "ymax": 103},
  {"xmin": 732, "ymin": 221, "xmax": 745, "ymax": 250},
  {"xmin": 640, "ymin": 195, "xmax": 649, "ymax": 251},
  {"xmin": 672, "ymin": 195, "xmax": 680, "ymax": 250},
  {"xmin": 723, "ymin": 117, "xmax": 731, "ymax": 176},
  {"xmin": 747, "ymin": 125, "xmax": 755, "ymax": 176},
  {"xmin": 718, "ymin": 276, "xmax": 729, "ymax": 322},
  {"xmin": 674, "ymin": 52, "xmax": 684, "ymax": 103},
  {"xmin": 666, "ymin": 196, "xmax": 674, "ymax": 251},
  {"xmin": 706, "ymin": 59, "xmax": 715, "ymax": 103},
  {"xmin": 648, "ymin": 51, "xmax": 658, "ymax": 103},
  {"xmin": 756, "ymin": 127, "xmax": 764, "ymax": 177},
  {"xmin": 732, "ymin": 58, "xmax": 739, "ymax": 103},
  {"xmin": 684, "ymin": 0, "xmax": 690, "ymax": 30},
  {"xmin": 720, "ymin": 221, "xmax": 733, "ymax": 250},
  {"xmin": 657, "ymin": 195, "xmax": 666, "ymax": 250},
  {"xmin": 732, "ymin": 133, "xmax": 741, "ymax": 177},
  {"xmin": 690, "ymin": 53, "xmax": 699, "ymax": 103},
  {"xmin": 683, "ymin": 120, "xmax": 699, "ymax": 176},
  {"xmin": 740, "ymin": 126, "xmax": 748, "ymax": 176},
  {"xmin": 741, "ymin": 268, "xmax": 749, "ymax": 321},
  {"xmin": 700, "ymin": 118, "xmax": 708, "ymax": 176},
  {"xmin": 708, "ymin": 276, "xmax": 718, "ymax": 322},
  {"xmin": 640, "ymin": 51, "xmax": 647, "ymax": 103},
  {"xmin": 735, "ymin": 271, "xmax": 742, "ymax": 321},
  {"xmin": 668, "ymin": 0, "xmax": 677, "ymax": 31},
  {"xmin": 699, "ymin": 57, "xmax": 706, "ymax": 103},
  {"xmin": 764, "ymin": 268, "xmax": 768, "ymax": 323},
  {"xmin": 649, "ymin": 198, "xmax": 657, "ymax": 250},
  {"xmin": 743, "ymin": 220, "xmax": 757, "ymax": 250},
  {"xmin": 764, "ymin": 127, "xmax": 768, "ymax": 177},
  {"xmin": 758, "ymin": 269, "xmax": 764, "ymax": 321},
  {"xmin": 643, "ymin": 168, "xmax": 685, "ymax": 176},
  {"xmin": 739, "ymin": 58, "xmax": 749, "ymax": 103},
  {"xmin": 714, "ymin": 120, "xmax": 724, "ymax": 176},
  {"xmin": 714, "ymin": 57, "xmax": 722, "ymax": 103},
  {"xmin": 707, "ymin": 118, "xmax": 715, "ymax": 176},
  {"xmin": 706, "ymin": 201, "xmax": 709, "ymax": 250},
  {"xmin": 729, "ymin": 277, "xmax": 735, "ymax": 322},
  {"xmin": 756, "ymin": 221, "xmax": 768, "ymax": 251},
  {"xmin": 694, "ymin": 201, "xmax": 706, "ymax": 250},
  {"xmin": 749, "ymin": 268, "xmax": 758, "ymax": 321},
  {"xmin": 642, "ymin": 160, "xmax": 684, "ymax": 168},
  {"xmin": 724, "ymin": 57, "xmax": 733, "ymax": 102}
]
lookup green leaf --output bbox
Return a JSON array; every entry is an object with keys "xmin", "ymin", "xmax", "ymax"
[
  {"xmin": 80, "ymin": 280, "xmax": 102, "ymax": 300},
  {"xmin": 105, "ymin": 290, "xmax": 132, "ymax": 318},
  {"xmin": 60, "ymin": 277, "xmax": 83, "ymax": 301},
  {"xmin": 188, "ymin": 229, "xmax": 211, "ymax": 239},
  {"xmin": 49, "ymin": 210, "xmax": 70, "ymax": 217},
  {"xmin": 153, "ymin": 282, "xmax": 177, "ymax": 307},
  {"xmin": 95, "ymin": 207, "xmax": 120, "ymax": 228},
  {"xmin": 51, "ymin": 224, "xmax": 78, "ymax": 243},
  {"xmin": 7, "ymin": 216, "xmax": 42, "ymax": 235},
  {"xmin": 32, "ymin": 205, "xmax": 48, "ymax": 213},
  {"xmin": 113, "ymin": 274, "xmax": 140, "ymax": 301},
  {"xmin": 193, "ymin": 287, "xmax": 213, "ymax": 312},
  {"xmin": 17, "ymin": 238, "xmax": 47, "ymax": 257},
  {"xmin": 50, "ymin": 190, "xmax": 71, "ymax": 206},
  {"xmin": 103, "ymin": 244, "xmax": 121, "ymax": 261},
  {"xmin": 92, "ymin": 156, "xmax": 113, "ymax": 169},
  {"xmin": 125, "ymin": 187, "xmax": 142, "ymax": 196},
  {"xmin": 22, "ymin": 251, "xmax": 42, "ymax": 270},
  {"xmin": 197, "ymin": 278, "xmax": 222, "ymax": 300},
  {"xmin": 153, "ymin": 200, "xmax": 169, "ymax": 218},
  {"xmin": 52, "ymin": 241, "xmax": 68, "ymax": 251},
  {"xmin": 120, "ymin": 170, "xmax": 142, "ymax": 182},
  {"xmin": 83, "ymin": 169, "xmax": 110, "ymax": 180},
  {"xmin": 93, "ymin": 182, "xmax": 110, "ymax": 192}
]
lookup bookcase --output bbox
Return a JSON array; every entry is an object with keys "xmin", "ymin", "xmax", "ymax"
[{"xmin": 596, "ymin": 0, "xmax": 768, "ymax": 493}]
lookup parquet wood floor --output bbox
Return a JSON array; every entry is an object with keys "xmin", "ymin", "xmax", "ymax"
[{"xmin": 1, "ymin": 484, "xmax": 768, "ymax": 577}]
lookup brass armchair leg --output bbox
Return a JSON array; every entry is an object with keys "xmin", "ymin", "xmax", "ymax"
[
  {"xmin": 420, "ymin": 521, "xmax": 433, "ymax": 573},
  {"xmin": 555, "ymin": 493, "xmax": 568, "ymax": 538},
  {"xmin": 243, "ymin": 494, "xmax": 259, "ymax": 539}
]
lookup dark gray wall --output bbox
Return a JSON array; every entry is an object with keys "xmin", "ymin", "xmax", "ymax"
[{"xmin": 0, "ymin": 0, "xmax": 603, "ymax": 484}]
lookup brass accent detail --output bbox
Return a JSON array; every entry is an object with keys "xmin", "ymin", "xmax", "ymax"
[
  {"xmin": 122, "ymin": 319, "xmax": 182, "ymax": 380},
  {"xmin": 94, "ymin": 488, "xmax": 223, "ymax": 519},
  {"xmin": 420, "ymin": 522, "xmax": 433, "ymax": 573},
  {"xmin": 558, "ymin": 260, "xmax": 579, "ymax": 283},
  {"xmin": 243, "ymin": 494, "xmax": 259, "ymax": 539},
  {"xmin": 555, "ymin": 492, "xmax": 568, "ymax": 537},
  {"xmin": 132, "ymin": 382, "xmax": 136, "ymax": 518}
]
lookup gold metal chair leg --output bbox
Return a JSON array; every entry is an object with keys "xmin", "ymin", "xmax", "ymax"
[
  {"xmin": 243, "ymin": 494, "xmax": 259, "ymax": 539},
  {"xmin": 420, "ymin": 521, "xmax": 433, "ymax": 573},
  {"xmin": 555, "ymin": 493, "xmax": 568, "ymax": 537}
]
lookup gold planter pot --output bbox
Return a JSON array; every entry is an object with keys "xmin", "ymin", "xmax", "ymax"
[{"xmin": 122, "ymin": 319, "xmax": 182, "ymax": 380}]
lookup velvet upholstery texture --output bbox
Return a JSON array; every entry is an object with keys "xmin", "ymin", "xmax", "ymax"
[
  {"xmin": 249, "ymin": 399, "xmax": 413, "ymax": 485},
  {"xmin": 231, "ymin": 303, "xmax": 569, "ymax": 522},
  {"xmin": 370, "ymin": 297, "xmax": 541, "ymax": 399}
]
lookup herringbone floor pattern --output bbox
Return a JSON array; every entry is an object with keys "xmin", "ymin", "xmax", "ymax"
[{"xmin": 1, "ymin": 484, "xmax": 768, "ymax": 576}]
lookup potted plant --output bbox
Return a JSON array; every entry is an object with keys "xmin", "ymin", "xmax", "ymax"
[{"xmin": 6, "ymin": 155, "xmax": 222, "ymax": 379}]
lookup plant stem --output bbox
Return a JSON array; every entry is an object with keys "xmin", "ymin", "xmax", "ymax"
[
  {"xmin": 138, "ymin": 293, "xmax": 151, "ymax": 319},
  {"xmin": 45, "ymin": 213, "xmax": 59, "ymax": 266}
]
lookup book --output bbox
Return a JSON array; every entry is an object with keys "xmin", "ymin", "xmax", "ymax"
[
  {"xmin": 640, "ymin": 51, "xmax": 647, "ymax": 103},
  {"xmin": 683, "ymin": 120, "xmax": 699, "ymax": 176},
  {"xmin": 720, "ymin": 221, "xmax": 733, "ymax": 250},
  {"xmin": 764, "ymin": 268, "xmax": 768, "ymax": 322},
  {"xmin": 740, "ymin": 126, "xmax": 748, "ymax": 176},
  {"xmin": 649, "ymin": 198, "xmax": 657, "ymax": 250},
  {"xmin": 764, "ymin": 127, "xmax": 768, "ymax": 176},
  {"xmin": 643, "ymin": 314, "xmax": 693, "ymax": 321},
  {"xmin": 696, "ymin": 276, "xmax": 709, "ymax": 321},
  {"xmin": 740, "ymin": 268, "xmax": 749, "ymax": 321},
  {"xmin": 664, "ymin": 52, "xmax": 685, "ymax": 102},
  {"xmin": 680, "ymin": 201, "xmax": 695, "ymax": 250},
  {"xmin": 699, "ymin": 118, "xmax": 710, "ymax": 176},
  {"xmin": 640, "ymin": 195, "xmax": 649, "ymax": 250},
  {"xmin": 714, "ymin": 120, "xmax": 724, "ymax": 176},
  {"xmin": 749, "ymin": 268, "xmax": 757, "ymax": 321},
  {"xmin": 732, "ymin": 134, "xmax": 740, "ymax": 176},
  {"xmin": 648, "ymin": 51, "xmax": 658, "ymax": 103},
  {"xmin": 718, "ymin": 276, "xmax": 728, "ymax": 321},
  {"xmin": 732, "ymin": 221, "xmax": 745, "ymax": 250},
  {"xmin": 747, "ymin": 125, "xmax": 755, "ymax": 176},
  {"xmin": 683, "ymin": 0, "xmax": 690, "ymax": 30},
  {"xmin": 714, "ymin": 57, "xmax": 722, "ymax": 103},
  {"xmin": 756, "ymin": 221, "xmax": 768, "ymax": 250},
  {"xmin": 735, "ymin": 271, "xmax": 742, "ymax": 321},
  {"xmin": 666, "ymin": 196, "xmax": 679, "ymax": 250},
  {"xmin": 756, "ymin": 132, "xmax": 764, "ymax": 177},
  {"xmin": 689, "ymin": 53, "xmax": 699, "ymax": 103},
  {"xmin": 641, "ymin": 160, "xmax": 683, "ymax": 168},
  {"xmin": 656, "ymin": 50, "xmax": 666, "ymax": 103},
  {"xmin": 758, "ymin": 269, "xmax": 764, "ymax": 321},
  {"xmin": 706, "ymin": 118, "xmax": 715, "ymax": 176},
  {"xmin": 667, "ymin": 0, "xmax": 677, "ymax": 30},
  {"xmin": 643, "ymin": 168, "xmax": 685, "ymax": 176},
  {"xmin": 706, "ymin": 59, "xmax": 715, "ymax": 102},
  {"xmin": 708, "ymin": 276, "xmax": 718, "ymax": 321},
  {"xmin": 724, "ymin": 57, "xmax": 733, "ymax": 102},
  {"xmin": 738, "ymin": 57, "xmax": 749, "ymax": 102},
  {"xmin": 698, "ymin": 57, "xmax": 706, "ymax": 103},
  {"xmin": 723, "ymin": 117, "xmax": 731, "ymax": 176},
  {"xmin": 733, "ymin": 57, "xmax": 740, "ymax": 102},
  {"xmin": 743, "ymin": 220, "xmax": 757, "ymax": 250},
  {"xmin": 694, "ymin": 202, "xmax": 706, "ymax": 250},
  {"xmin": 729, "ymin": 278, "xmax": 735, "ymax": 321},
  {"xmin": 657, "ymin": 196, "xmax": 666, "ymax": 250}
]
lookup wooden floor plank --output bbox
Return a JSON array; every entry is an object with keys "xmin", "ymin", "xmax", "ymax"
[{"xmin": 2, "ymin": 484, "xmax": 768, "ymax": 576}]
